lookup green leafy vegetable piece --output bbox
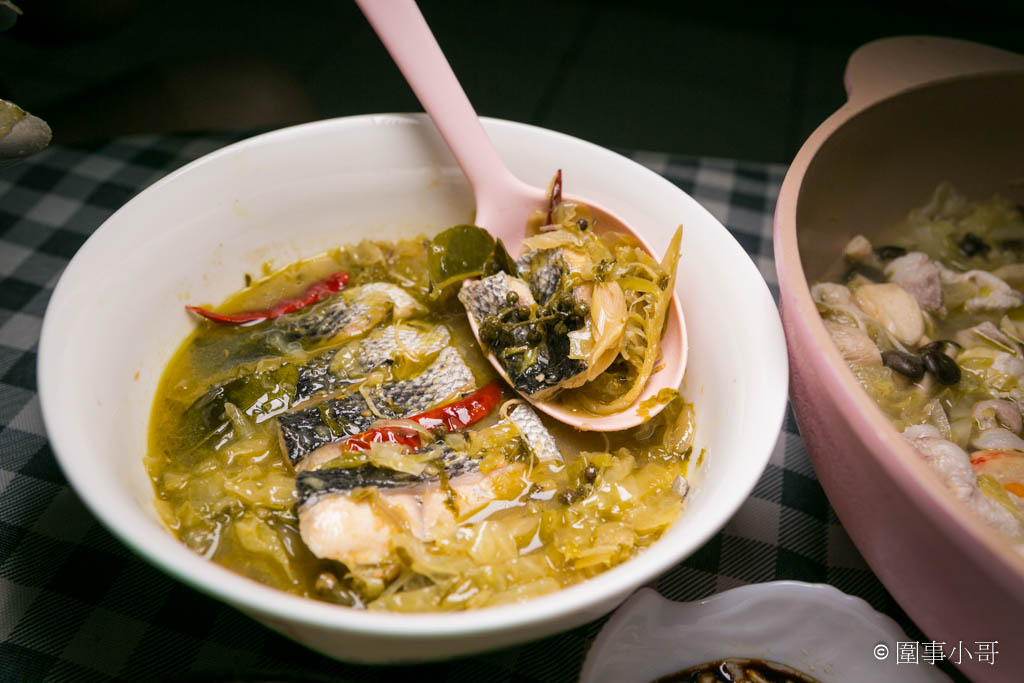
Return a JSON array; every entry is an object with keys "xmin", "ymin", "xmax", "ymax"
[
  {"xmin": 428, "ymin": 225, "xmax": 495, "ymax": 294},
  {"xmin": 489, "ymin": 238, "xmax": 519, "ymax": 278},
  {"xmin": 175, "ymin": 364, "xmax": 299, "ymax": 452}
]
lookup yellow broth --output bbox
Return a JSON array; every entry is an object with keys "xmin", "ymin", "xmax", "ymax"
[{"xmin": 146, "ymin": 237, "xmax": 696, "ymax": 610}]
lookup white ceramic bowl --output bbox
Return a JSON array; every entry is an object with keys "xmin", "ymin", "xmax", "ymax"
[
  {"xmin": 580, "ymin": 584, "xmax": 951, "ymax": 683},
  {"xmin": 37, "ymin": 114, "xmax": 788, "ymax": 662}
]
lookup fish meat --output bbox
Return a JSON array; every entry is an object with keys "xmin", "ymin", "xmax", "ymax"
[
  {"xmin": 458, "ymin": 272, "xmax": 536, "ymax": 325},
  {"xmin": 294, "ymin": 322, "xmax": 450, "ymax": 405},
  {"xmin": 283, "ymin": 282, "xmax": 425, "ymax": 342},
  {"xmin": 296, "ymin": 404, "xmax": 562, "ymax": 569},
  {"xmin": 295, "ymin": 404, "xmax": 558, "ymax": 498},
  {"xmin": 189, "ymin": 281, "xmax": 428, "ymax": 379},
  {"xmin": 278, "ymin": 346, "xmax": 476, "ymax": 468},
  {"xmin": 459, "ymin": 272, "xmax": 586, "ymax": 399},
  {"xmin": 174, "ymin": 321, "xmax": 450, "ymax": 453},
  {"xmin": 296, "ymin": 442, "xmax": 471, "ymax": 495},
  {"xmin": 517, "ymin": 248, "xmax": 568, "ymax": 305},
  {"xmin": 506, "ymin": 403, "xmax": 560, "ymax": 463}
]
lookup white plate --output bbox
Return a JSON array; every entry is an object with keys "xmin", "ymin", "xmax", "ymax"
[{"xmin": 580, "ymin": 583, "xmax": 950, "ymax": 682}]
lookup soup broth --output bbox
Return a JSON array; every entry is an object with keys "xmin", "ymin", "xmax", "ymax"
[{"xmin": 147, "ymin": 236, "xmax": 696, "ymax": 610}]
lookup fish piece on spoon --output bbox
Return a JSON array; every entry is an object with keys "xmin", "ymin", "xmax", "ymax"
[{"xmin": 355, "ymin": 0, "xmax": 687, "ymax": 431}]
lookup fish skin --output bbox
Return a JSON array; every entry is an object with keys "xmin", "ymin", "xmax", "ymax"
[
  {"xmin": 284, "ymin": 282, "xmax": 425, "ymax": 342},
  {"xmin": 295, "ymin": 442, "xmax": 475, "ymax": 502},
  {"xmin": 459, "ymin": 272, "xmax": 586, "ymax": 399},
  {"xmin": 296, "ymin": 405, "xmax": 561, "ymax": 568},
  {"xmin": 278, "ymin": 346, "xmax": 475, "ymax": 466},
  {"xmin": 296, "ymin": 404, "xmax": 560, "ymax": 503},
  {"xmin": 294, "ymin": 323, "xmax": 450, "ymax": 405},
  {"xmin": 508, "ymin": 404, "xmax": 561, "ymax": 463},
  {"xmin": 516, "ymin": 335, "xmax": 586, "ymax": 400},
  {"xmin": 517, "ymin": 249, "xmax": 565, "ymax": 305},
  {"xmin": 176, "ymin": 322, "xmax": 448, "ymax": 456},
  {"xmin": 458, "ymin": 272, "xmax": 535, "ymax": 323}
]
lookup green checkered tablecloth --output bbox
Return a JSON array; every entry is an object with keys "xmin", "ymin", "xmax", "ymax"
[{"xmin": 0, "ymin": 132, "xmax": 933, "ymax": 682}]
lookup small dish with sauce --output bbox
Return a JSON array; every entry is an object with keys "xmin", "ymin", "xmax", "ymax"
[{"xmin": 579, "ymin": 583, "xmax": 950, "ymax": 683}]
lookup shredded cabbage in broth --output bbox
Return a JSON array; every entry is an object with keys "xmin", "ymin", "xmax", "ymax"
[{"xmin": 147, "ymin": 235, "xmax": 698, "ymax": 610}]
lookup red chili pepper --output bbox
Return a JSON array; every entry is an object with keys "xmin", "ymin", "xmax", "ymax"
[
  {"xmin": 344, "ymin": 381, "xmax": 503, "ymax": 453},
  {"xmin": 545, "ymin": 168, "xmax": 562, "ymax": 226},
  {"xmin": 186, "ymin": 271, "xmax": 349, "ymax": 324}
]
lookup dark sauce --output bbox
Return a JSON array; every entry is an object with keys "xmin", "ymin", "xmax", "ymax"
[{"xmin": 655, "ymin": 658, "xmax": 819, "ymax": 683}]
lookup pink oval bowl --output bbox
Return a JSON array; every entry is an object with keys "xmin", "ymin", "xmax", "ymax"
[{"xmin": 775, "ymin": 36, "xmax": 1024, "ymax": 683}]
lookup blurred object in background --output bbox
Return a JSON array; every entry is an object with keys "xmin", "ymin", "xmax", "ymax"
[
  {"xmin": 6, "ymin": 0, "xmax": 140, "ymax": 42},
  {"xmin": 4, "ymin": 0, "xmax": 318, "ymax": 144},
  {"xmin": 1, "ymin": 1, "xmax": 1022, "ymax": 162},
  {"xmin": 0, "ymin": 0, "xmax": 52, "ymax": 168},
  {"xmin": 0, "ymin": 0, "xmax": 18, "ymax": 31},
  {"xmin": 0, "ymin": 98, "xmax": 51, "ymax": 168},
  {"xmin": 42, "ymin": 55, "xmax": 318, "ymax": 143}
]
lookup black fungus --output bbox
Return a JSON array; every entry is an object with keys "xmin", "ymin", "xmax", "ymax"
[
  {"xmin": 999, "ymin": 238, "xmax": 1024, "ymax": 253},
  {"xmin": 881, "ymin": 350, "xmax": 926, "ymax": 381},
  {"xmin": 842, "ymin": 264, "xmax": 886, "ymax": 283},
  {"xmin": 875, "ymin": 245, "xmax": 907, "ymax": 261},
  {"xmin": 957, "ymin": 232, "xmax": 991, "ymax": 258},
  {"xmin": 920, "ymin": 339, "xmax": 962, "ymax": 356},
  {"xmin": 922, "ymin": 350, "xmax": 961, "ymax": 385}
]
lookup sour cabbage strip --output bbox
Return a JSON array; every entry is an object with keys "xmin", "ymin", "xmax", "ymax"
[{"xmin": 575, "ymin": 226, "xmax": 682, "ymax": 414}]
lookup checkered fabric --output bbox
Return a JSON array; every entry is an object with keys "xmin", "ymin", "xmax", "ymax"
[{"xmin": 0, "ymin": 133, "xmax": 941, "ymax": 682}]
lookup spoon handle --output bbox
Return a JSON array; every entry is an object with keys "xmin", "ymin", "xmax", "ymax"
[{"xmin": 355, "ymin": 0, "xmax": 528, "ymax": 214}]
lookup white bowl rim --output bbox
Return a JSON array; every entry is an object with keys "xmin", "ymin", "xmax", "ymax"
[{"xmin": 37, "ymin": 113, "xmax": 790, "ymax": 639}]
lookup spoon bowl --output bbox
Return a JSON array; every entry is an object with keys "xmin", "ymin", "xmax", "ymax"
[{"xmin": 357, "ymin": 0, "xmax": 687, "ymax": 430}]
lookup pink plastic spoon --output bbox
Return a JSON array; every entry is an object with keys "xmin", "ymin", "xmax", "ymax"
[{"xmin": 357, "ymin": 0, "xmax": 686, "ymax": 431}]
